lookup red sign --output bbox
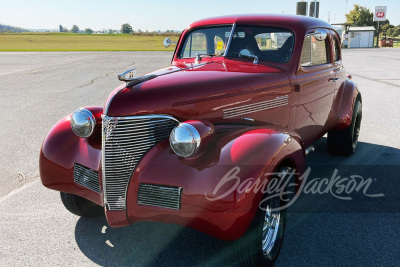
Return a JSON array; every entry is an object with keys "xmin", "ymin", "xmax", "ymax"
[{"xmin": 374, "ymin": 6, "xmax": 387, "ymax": 21}]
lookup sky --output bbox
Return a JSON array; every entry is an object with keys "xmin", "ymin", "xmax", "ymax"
[{"xmin": 1, "ymin": 0, "xmax": 399, "ymax": 31}]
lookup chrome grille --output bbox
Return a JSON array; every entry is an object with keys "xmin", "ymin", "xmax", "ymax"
[
  {"xmin": 138, "ymin": 184, "xmax": 182, "ymax": 210},
  {"xmin": 73, "ymin": 163, "xmax": 100, "ymax": 193},
  {"xmin": 102, "ymin": 115, "xmax": 179, "ymax": 211},
  {"xmin": 223, "ymin": 95, "xmax": 289, "ymax": 118}
]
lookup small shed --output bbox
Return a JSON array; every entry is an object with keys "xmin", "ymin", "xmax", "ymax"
[{"xmin": 346, "ymin": 26, "xmax": 375, "ymax": 48}]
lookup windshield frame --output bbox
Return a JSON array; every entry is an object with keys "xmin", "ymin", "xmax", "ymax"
[
  {"xmin": 177, "ymin": 24, "xmax": 295, "ymax": 63},
  {"xmin": 177, "ymin": 24, "xmax": 235, "ymax": 59}
]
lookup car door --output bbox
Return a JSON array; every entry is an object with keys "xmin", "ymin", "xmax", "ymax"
[{"xmin": 293, "ymin": 28, "xmax": 336, "ymax": 147}]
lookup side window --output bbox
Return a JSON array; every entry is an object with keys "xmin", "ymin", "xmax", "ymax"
[
  {"xmin": 181, "ymin": 33, "xmax": 207, "ymax": 58},
  {"xmin": 333, "ymin": 35, "xmax": 341, "ymax": 62},
  {"xmin": 300, "ymin": 31, "xmax": 330, "ymax": 67},
  {"xmin": 254, "ymin": 32, "xmax": 293, "ymax": 51}
]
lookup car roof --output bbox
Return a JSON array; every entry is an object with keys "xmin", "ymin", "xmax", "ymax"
[{"xmin": 188, "ymin": 14, "xmax": 333, "ymax": 32}]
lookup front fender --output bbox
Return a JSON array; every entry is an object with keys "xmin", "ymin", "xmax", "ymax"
[
  {"xmin": 39, "ymin": 106, "xmax": 103, "ymax": 206},
  {"xmin": 122, "ymin": 125, "xmax": 305, "ymax": 240}
]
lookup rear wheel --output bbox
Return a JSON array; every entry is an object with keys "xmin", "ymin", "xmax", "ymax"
[
  {"xmin": 60, "ymin": 192, "xmax": 103, "ymax": 218},
  {"xmin": 235, "ymin": 168, "xmax": 288, "ymax": 266},
  {"xmin": 328, "ymin": 100, "xmax": 362, "ymax": 156}
]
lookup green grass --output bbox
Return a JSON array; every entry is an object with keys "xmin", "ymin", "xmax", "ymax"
[{"xmin": 0, "ymin": 33, "xmax": 179, "ymax": 51}]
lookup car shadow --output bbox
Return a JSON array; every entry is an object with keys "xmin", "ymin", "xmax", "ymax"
[
  {"xmin": 75, "ymin": 138, "xmax": 400, "ymax": 266},
  {"xmin": 74, "ymin": 216, "xmax": 238, "ymax": 267}
]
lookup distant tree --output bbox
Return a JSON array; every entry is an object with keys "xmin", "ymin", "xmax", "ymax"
[
  {"xmin": 59, "ymin": 25, "xmax": 63, "ymax": 32},
  {"xmin": 345, "ymin": 5, "xmax": 374, "ymax": 27},
  {"xmin": 71, "ymin": 25, "xmax": 79, "ymax": 33},
  {"xmin": 85, "ymin": 28, "xmax": 93, "ymax": 34},
  {"xmin": 387, "ymin": 27, "xmax": 400, "ymax": 37},
  {"xmin": 0, "ymin": 23, "xmax": 30, "ymax": 33},
  {"xmin": 108, "ymin": 29, "xmax": 113, "ymax": 34},
  {"xmin": 63, "ymin": 27, "xmax": 69, "ymax": 32},
  {"xmin": 121, "ymin": 23, "xmax": 133, "ymax": 34},
  {"xmin": 381, "ymin": 24, "xmax": 393, "ymax": 37}
]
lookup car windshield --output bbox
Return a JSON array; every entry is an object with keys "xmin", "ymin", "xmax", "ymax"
[
  {"xmin": 226, "ymin": 26, "xmax": 294, "ymax": 63},
  {"xmin": 179, "ymin": 26, "xmax": 233, "ymax": 58}
]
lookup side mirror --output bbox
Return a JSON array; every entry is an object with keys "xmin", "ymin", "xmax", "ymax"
[
  {"xmin": 163, "ymin": 38, "xmax": 178, "ymax": 48},
  {"xmin": 163, "ymin": 38, "xmax": 171, "ymax": 48}
]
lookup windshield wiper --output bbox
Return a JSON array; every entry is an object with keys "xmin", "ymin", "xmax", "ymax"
[
  {"xmin": 231, "ymin": 52, "xmax": 259, "ymax": 64},
  {"xmin": 195, "ymin": 53, "xmax": 216, "ymax": 62}
]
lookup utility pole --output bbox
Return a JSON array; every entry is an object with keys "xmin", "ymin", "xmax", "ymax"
[{"xmin": 375, "ymin": 21, "xmax": 380, "ymax": 48}]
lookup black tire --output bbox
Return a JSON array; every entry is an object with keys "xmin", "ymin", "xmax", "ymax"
[
  {"xmin": 60, "ymin": 192, "xmax": 104, "ymax": 218},
  {"xmin": 234, "ymin": 170, "xmax": 288, "ymax": 266},
  {"xmin": 327, "ymin": 100, "xmax": 362, "ymax": 156}
]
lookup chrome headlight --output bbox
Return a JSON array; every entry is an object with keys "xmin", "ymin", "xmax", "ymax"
[
  {"xmin": 70, "ymin": 108, "xmax": 96, "ymax": 138},
  {"xmin": 169, "ymin": 123, "xmax": 201, "ymax": 157}
]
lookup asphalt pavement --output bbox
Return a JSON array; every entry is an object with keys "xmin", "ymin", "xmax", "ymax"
[{"xmin": 0, "ymin": 49, "xmax": 399, "ymax": 266}]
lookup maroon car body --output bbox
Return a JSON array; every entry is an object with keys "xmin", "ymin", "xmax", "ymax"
[{"xmin": 40, "ymin": 14, "xmax": 361, "ymax": 263}]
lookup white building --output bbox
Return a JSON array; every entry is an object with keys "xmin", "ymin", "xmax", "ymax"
[{"xmin": 345, "ymin": 26, "xmax": 375, "ymax": 48}]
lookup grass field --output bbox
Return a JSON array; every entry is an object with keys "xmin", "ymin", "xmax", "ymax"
[
  {"xmin": 1, "ymin": 32, "xmax": 398, "ymax": 51},
  {"xmin": 0, "ymin": 33, "xmax": 179, "ymax": 51}
]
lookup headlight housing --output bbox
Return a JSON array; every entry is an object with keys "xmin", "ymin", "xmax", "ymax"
[
  {"xmin": 70, "ymin": 108, "xmax": 96, "ymax": 138},
  {"xmin": 169, "ymin": 123, "xmax": 201, "ymax": 157}
]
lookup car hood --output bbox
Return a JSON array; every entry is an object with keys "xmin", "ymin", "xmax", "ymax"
[{"xmin": 105, "ymin": 59, "xmax": 291, "ymax": 122}]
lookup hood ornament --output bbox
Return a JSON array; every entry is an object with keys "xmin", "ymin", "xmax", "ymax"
[
  {"xmin": 118, "ymin": 68, "xmax": 137, "ymax": 81},
  {"xmin": 118, "ymin": 68, "xmax": 158, "ymax": 87}
]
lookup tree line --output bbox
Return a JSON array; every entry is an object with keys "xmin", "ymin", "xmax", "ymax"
[
  {"xmin": 57, "ymin": 23, "xmax": 179, "ymax": 35},
  {"xmin": 0, "ymin": 24, "xmax": 29, "ymax": 33}
]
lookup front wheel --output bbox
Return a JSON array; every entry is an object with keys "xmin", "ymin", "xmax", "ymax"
[
  {"xmin": 60, "ymin": 192, "xmax": 104, "ymax": 218},
  {"xmin": 234, "ymin": 170, "xmax": 288, "ymax": 266},
  {"xmin": 327, "ymin": 100, "xmax": 362, "ymax": 156}
]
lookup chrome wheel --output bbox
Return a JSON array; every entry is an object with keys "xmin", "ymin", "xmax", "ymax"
[
  {"xmin": 262, "ymin": 196, "xmax": 281, "ymax": 257},
  {"xmin": 352, "ymin": 109, "xmax": 361, "ymax": 149}
]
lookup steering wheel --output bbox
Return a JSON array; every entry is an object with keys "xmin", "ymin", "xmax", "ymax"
[{"xmin": 239, "ymin": 49, "xmax": 255, "ymax": 57}]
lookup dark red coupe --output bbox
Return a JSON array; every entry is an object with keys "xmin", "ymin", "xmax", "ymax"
[{"xmin": 40, "ymin": 14, "xmax": 362, "ymax": 266}]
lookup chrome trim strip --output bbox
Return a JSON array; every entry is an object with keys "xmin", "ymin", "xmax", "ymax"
[
  {"xmin": 104, "ymin": 114, "xmax": 180, "ymax": 123},
  {"xmin": 224, "ymin": 23, "xmax": 236, "ymax": 57},
  {"xmin": 102, "ymin": 115, "xmax": 180, "ymax": 211},
  {"xmin": 223, "ymin": 95, "xmax": 289, "ymax": 119}
]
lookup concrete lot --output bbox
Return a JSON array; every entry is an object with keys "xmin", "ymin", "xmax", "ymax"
[{"xmin": 0, "ymin": 50, "xmax": 399, "ymax": 266}]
